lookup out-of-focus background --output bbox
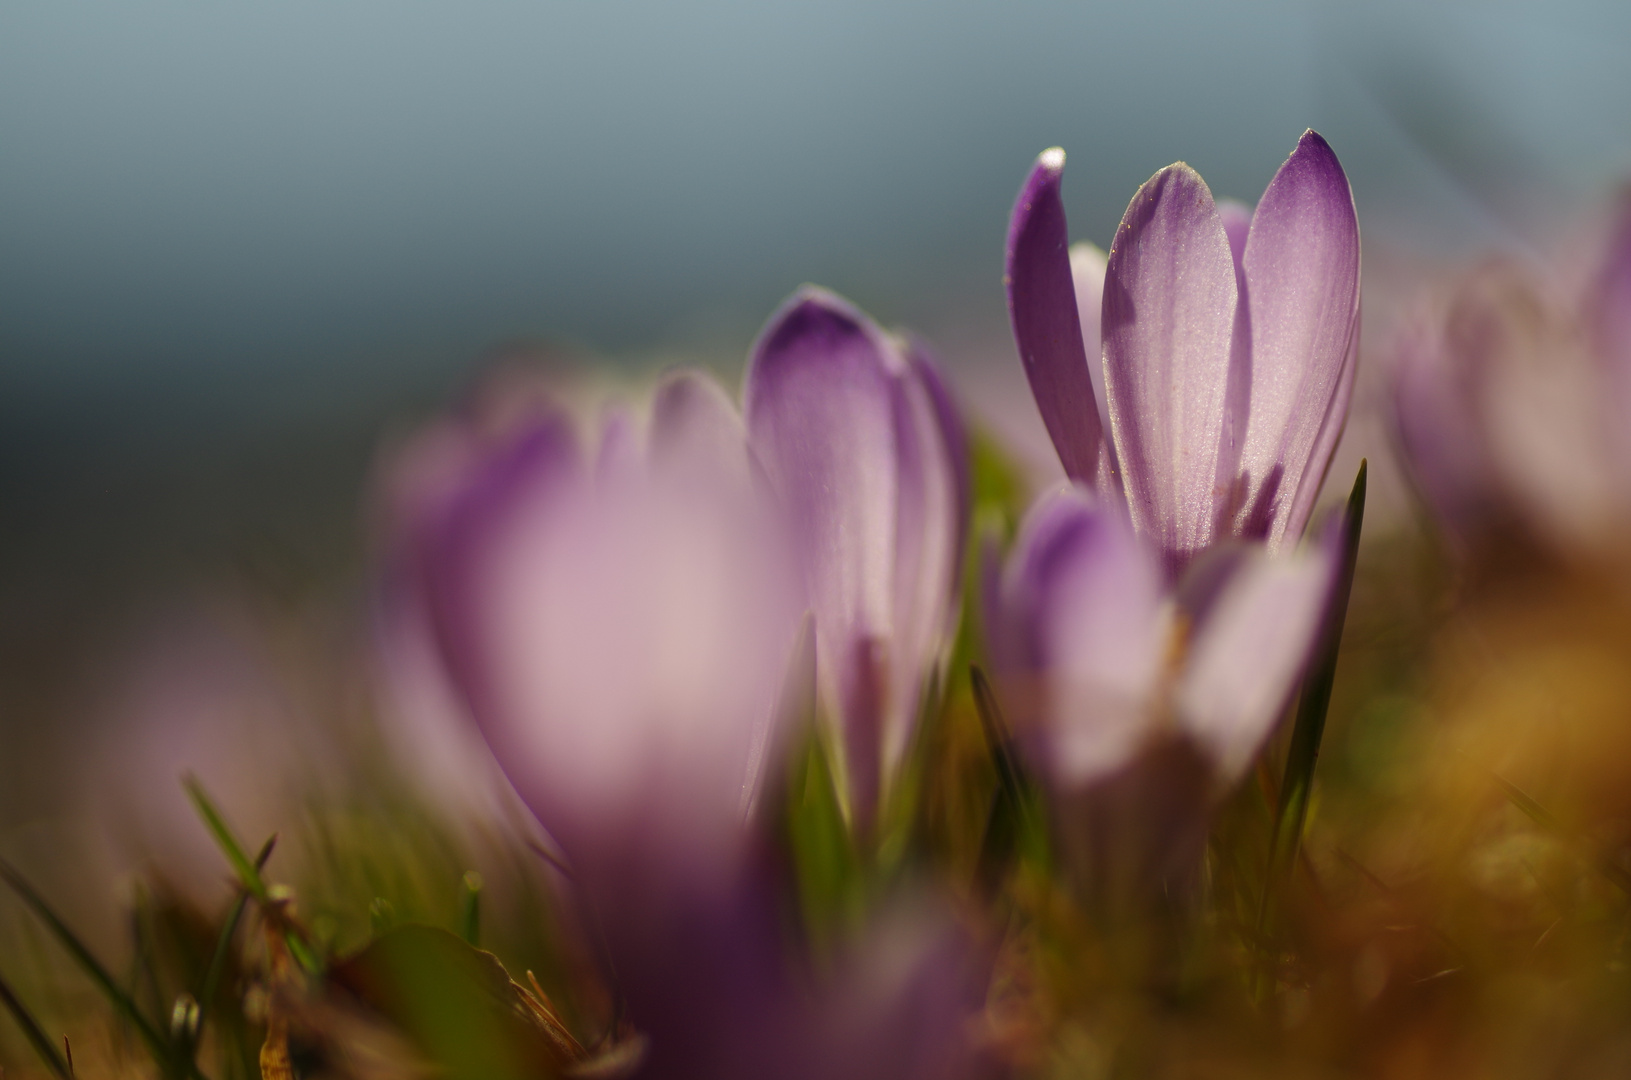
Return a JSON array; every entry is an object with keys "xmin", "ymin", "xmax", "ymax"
[{"xmin": 2, "ymin": 0, "xmax": 1628, "ymax": 857}]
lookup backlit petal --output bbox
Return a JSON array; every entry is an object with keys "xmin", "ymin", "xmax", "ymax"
[
  {"xmin": 1174, "ymin": 533, "xmax": 1337, "ymax": 782},
  {"xmin": 744, "ymin": 286, "xmax": 905, "ymax": 810},
  {"xmin": 1007, "ymin": 149, "xmax": 1106, "ymax": 484},
  {"xmin": 1000, "ymin": 487, "xmax": 1170, "ymax": 788},
  {"xmin": 1103, "ymin": 163, "xmax": 1240, "ymax": 573},
  {"xmin": 1234, "ymin": 131, "xmax": 1361, "ymax": 550}
]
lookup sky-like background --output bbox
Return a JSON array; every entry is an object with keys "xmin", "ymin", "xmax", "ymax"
[{"xmin": 5, "ymin": 2, "xmax": 1628, "ymax": 419}]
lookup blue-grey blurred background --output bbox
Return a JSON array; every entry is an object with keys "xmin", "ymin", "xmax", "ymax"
[{"xmin": 1, "ymin": 1, "xmax": 1628, "ymax": 819}]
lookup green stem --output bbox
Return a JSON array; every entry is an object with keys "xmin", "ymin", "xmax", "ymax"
[
  {"xmin": 1256, "ymin": 460, "xmax": 1367, "ymax": 988},
  {"xmin": 193, "ymin": 835, "xmax": 276, "ymax": 1063}
]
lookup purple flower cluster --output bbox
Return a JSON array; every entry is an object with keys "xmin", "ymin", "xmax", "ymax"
[
  {"xmin": 391, "ymin": 130, "xmax": 1361, "ymax": 1074},
  {"xmin": 993, "ymin": 132, "xmax": 1358, "ymax": 894},
  {"xmin": 1390, "ymin": 201, "xmax": 1631, "ymax": 557}
]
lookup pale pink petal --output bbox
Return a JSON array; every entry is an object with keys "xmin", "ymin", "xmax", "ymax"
[
  {"xmin": 1174, "ymin": 535, "xmax": 1338, "ymax": 783},
  {"xmin": 1103, "ymin": 163, "xmax": 1240, "ymax": 573}
]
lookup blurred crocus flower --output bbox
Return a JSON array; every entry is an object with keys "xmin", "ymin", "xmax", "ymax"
[
  {"xmin": 1390, "ymin": 203, "xmax": 1631, "ymax": 557},
  {"xmin": 745, "ymin": 287, "xmax": 968, "ymax": 823},
  {"xmin": 991, "ymin": 485, "xmax": 1339, "ymax": 897},
  {"xmin": 415, "ymin": 370, "xmax": 798, "ymax": 901},
  {"xmin": 405, "ymin": 367, "xmax": 983, "ymax": 1077},
  {"xmin": 1006, "ymin": 131, "xmax": 1360, "ymax": 575}
]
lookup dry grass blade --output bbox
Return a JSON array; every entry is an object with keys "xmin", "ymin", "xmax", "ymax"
[{"xmin": 1493, "ymin": 774, "xmax": 1631, "ymax": 896}]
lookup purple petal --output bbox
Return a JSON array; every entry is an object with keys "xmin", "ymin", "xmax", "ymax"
[
  {"xmin": 1233, "ymin": 131, "xmax": 1362, "ymax": 551},
  {"xmin": 650, "ymin": 367, "xmax": 753, "ymax": 488},
  {"xmin": 1389, "ymin": 273, "xmax": 1528, "ymax": 539},
  {"xmin": 1591, "ymin": 195, "xmax": 1631, "ymax": 367},
  {"xmin": 421, "ymin": 410, "xmax": 796, "ymax": 880},
  {"xmin": 594, "ymin": 405, "xmax": 641, "ymax": 483},
  {"xmin": 1474, "ymin": 265, "xmax": 1620, "ymax": 548},
  {"xmin": 1390, "ymin": 316, "xmax": 1484, "ymax": 535},
  {"xmin": 1006, "ymin": 148, "xmax": 1107, "ymax": 484},
  {"xmin": 999, "ymin": 486, "xmax": 1169, "ymax": 787},
  {"xmin": 1588, "ymin": 196, "xmax": 1631, "ymax": 476},
  {"xmin": 886, "ymin": 343, "xmax": 969, "ymax": 774},
  {"xmin": 1281, "ymin": 312, "xmax": 1358, "ymax": 543},
  {"xmin": 1102, "ymin": 163, "xmax": 1241, "ymax": 573},
  {"xmin": 1218, "ymin": 198, "xmax": 1252, "ymax": 275},
  {"xmin": 1173, "ymin": 531, "xmax": 1339, "ymax": 782},
  {"xmin": 904, "ymin": 338, "xmax": 972, "ymax": 569},
  {"xmin": 809, "ymin": 897, "xmax": 988, "ymax": 1080},
  {"xmin": 592, "ymin": 864, "xmax": 794, "ymax": 1080},
  {"xmin": 419, "ymin": 416, "xmax": 582, "ymax": 737},
  {"xmin": 1068, "ymin": 242, "xmax": 1115, "ymax": 461},
  {"xmin": 743, "ymin": 286, "xmax": 906, "ymax": 812}
]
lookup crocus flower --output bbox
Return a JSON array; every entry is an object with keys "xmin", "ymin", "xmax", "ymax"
[
  {"xmin": 1390, "ymin": 201, "xmax": 1631, "ymax": 557},
  {"xmin": 745, "ymin": 287, "xmax": 968, "ymax": 824},
  {"xmin": 416, "ymin": 370, "xmax": 797, "ymax": 901},
  {"xmin": 407, "ymin": 368, "xmax": 983, "ymax": 1077},
  {"xmin": 991, "ymin": 484, "xmax": 1339, "ymax": 899},
  {"xmin": 411, "ymin": 371, "xmax": 798, "ymax": 1074},
  {"xmin": 1006, "ymin": 131, "xmax": 1361, "ymax": 575}
]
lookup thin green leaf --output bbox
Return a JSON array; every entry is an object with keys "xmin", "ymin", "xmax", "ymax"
[
  {"xmin": 785, "ymin": 727, "xmax": 863, "ymax": 950},
  {"xmin": 193, "ymin": 835, "xmax": 275, "ymax": 1063},
  {"xmin": 1256, "ymin": 461, "xmax": 1367, "ymax": 984},
  {"xmin": 183, "ymin": 777, "xmax": 321, "ymax": 974},
  {"xmin": 970, "ymin": 666, "xmax": 1032, "ymax": 897},
  {"xmin": 0, "ymin": 964, "xmax": 72, "ymax": 1079},
  {"xmin": 0, "ymin": 856, "xmax": 199, "ymax": 1080},
  {"xmin": 460, "ymin": 871, "xmax": 484, "ymax": 947},
  {"xmin": 182, "ymin": 777, "xmax": 269, "ymax": 903},
  {"xmin": 971, "ymin": 667, "xmax": 1025, "ymax": 812}
]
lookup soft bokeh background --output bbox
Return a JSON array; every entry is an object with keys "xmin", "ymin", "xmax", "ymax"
[{"xmin": 2, "ymin": 0, "xmax": 1629, "ymax": 861}]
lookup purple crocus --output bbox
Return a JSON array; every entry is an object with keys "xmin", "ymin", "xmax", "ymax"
[
  {"xmin": 991, "ymin": 484, "xmax": 1339, "ymax": 898},
  {"xmin": 745, "ymin": 287, "xmax": 968, "ymax": 824},
  {"xmin": 1390, "ymin": 200, "xmax": 1631, "ymax": 556},
  {"xmin": 1006, "ymin": 131, "xmax": 1360, "ymax": 575},
  {"xmin": 417, "ymin": 371, "xmax": 799, "ymax": 895},
  {"xmin": 405, "ymin": 367, "xmax": 984, "ymax": 1077}
]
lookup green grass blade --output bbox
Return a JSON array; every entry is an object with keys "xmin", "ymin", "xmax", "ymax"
[
  {"xmin": 1256, "ymin": 461, "xmax": 1367, "ymax": 982},
  {"xmin": 0, "ymin": 964, "xmax": 72, "ymax": 1079},
  {"xmin": 971, "ymin": 667, "xmax": 1025, "ymax": 812},
  {"xmin": 193, "ymin": 835, "xmax": 275, "ymax": 1063},
  {"xmin": 971, "ymin": 665, "xmax": 1032, "ymax": 897},
  {"xmin": 459, "ymin": 871, "xmax": 483, "ymax": 947},
  {"xmin": 1274, "ymin": 461, "xmax": 1367, "ymax": 867},
  {"xmin": 182, "ymin": 777, "xmax": 269, "ymax": 903},
  {"xmin": 183, "ymin": 777, "xmax": 321, "ymax": 974},
  {"xmin": 0, "ymin": 856, "xmax": 193, "ymax": 1078}
]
